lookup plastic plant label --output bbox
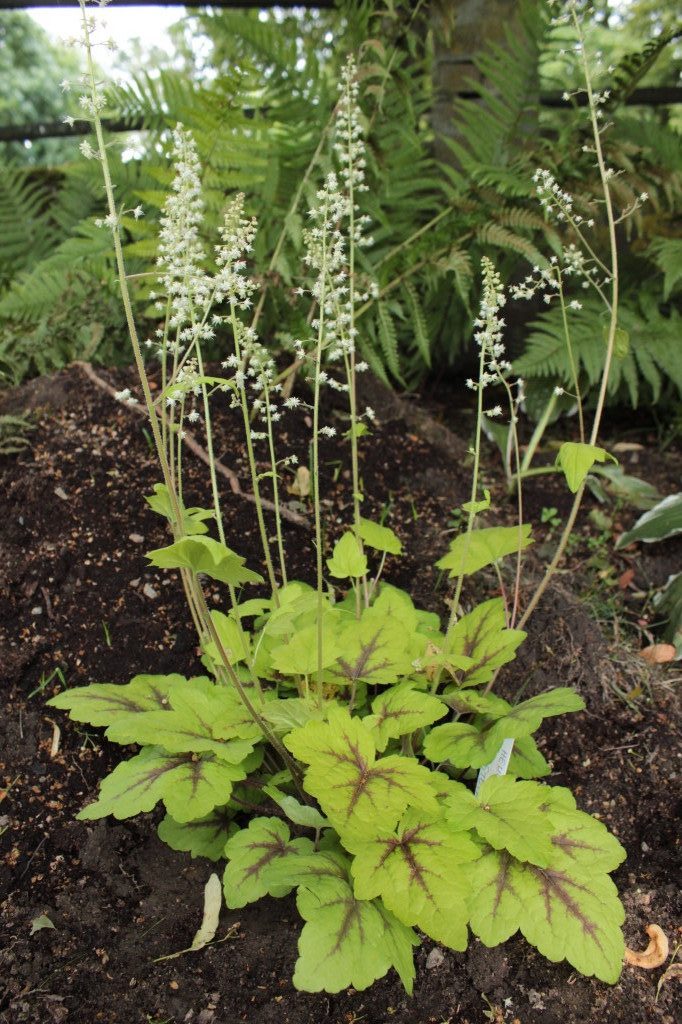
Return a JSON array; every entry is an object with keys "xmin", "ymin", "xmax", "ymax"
[{"xmin": 475, "ymin": 737, "xmax": 514, "ymax": 795}]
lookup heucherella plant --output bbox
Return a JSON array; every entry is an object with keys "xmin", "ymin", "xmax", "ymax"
[{"xmin": 50, "ymin": 0, "xmax": 630, "ymax": 996}]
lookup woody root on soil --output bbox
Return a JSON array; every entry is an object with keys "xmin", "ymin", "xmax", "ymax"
[{"xmin": 48, "ymin": 0, "xmax": 667, "ymax": 996}]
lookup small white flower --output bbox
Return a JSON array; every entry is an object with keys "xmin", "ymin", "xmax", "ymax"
[{"xmin": 553, "ymin": 386, "xmax": 565, "ymax": 397}]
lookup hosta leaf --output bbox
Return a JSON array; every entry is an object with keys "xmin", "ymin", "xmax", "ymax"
[
  {"xmin": 223, "ymin": 817, "xmax": 314, "ymax": 908},
  {"xmin": 616, "ymin": 492, "xmax": 682, "ymax": 547},
  {"xmin": 347, "ymin": 809, "xmax": 477, "ymax": 949},
  {"xmin": 358, "ymin": 517, "xmax": 403, "ymax": 555},
  {"xmin": 486, "ymin": 688, "xmax": 585, "ymax": 746},
  {"xmin": 364, "ymin": 682, "xmax": 448, "ymax": 752},
  {"xmin": 293, "ymin": 869, "xmax": 418, "ymax": 993},
  {"xmin": 47, "ymin": 673, "xmax": 191, "ymax": 727},
  {"xmin": 469, "ymin": 846, "xmax": 625, "ymax": 983},
  {"xmin": 326, "ymin": 605, "xmax": 416, "ymax": 689},
  {"xmin": 158, "ymin": 807, "xmax": 237, "ymax": 861},
  {"xmin": 556, "ymin": 442, "xmax": 616, "ymax": 493},
  {"xmin": 284, "ymin": 708, "xmax": 439, "ymax": 839},
  {"xmin": 436, "ymin": 525, "xmax": 533, "ymax": 577},
  {"xmin": 145, "ymin": 483, "xmax": 214, "ymax": 535},
  {"xmin": 146, "ymin": 536, "xmax": 263, "ymax": 586},
  {"xmin": 326, "ymin": 531, "xmax": 368, "ymax": 579},
  {"xmin": 105, "ymin": 679, "xmax": 259, "ymax": 761},
  {"xmin": 444, "ymin": 598, "xmax": 526, "ymax": 687},
  {"xmin": 78, "ymin": 748, "xmax": 246, "ymax": 823}
]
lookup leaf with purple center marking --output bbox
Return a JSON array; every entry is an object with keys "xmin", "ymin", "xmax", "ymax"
[
  {"xmin": 442, "ymin": 598, "xmax": 526, "ymax": 687},
  {"xmin": 284, "ymin": 708, "xmax": 439, "ymax": 838},
  {"xmin": 364, "ymin": 682, "xmax": 448, "ymax": 752},
  {"xmin": 223, "ymin": 816, "xmax": 314, "ymax": 908},
  {"xmin": 346, "ymin": 808, "xmax": 477, "ymax": 950},
  {"xmin": 46, "ymin": 673, "xmax": 195, "ymax": 727},
  {"xmin": 158, "ymin": 806, "xmax": 238, "ymax": 861},
  {"xmin": 78, "ymin": 747, "xmax": 247, "ymax": 822}
]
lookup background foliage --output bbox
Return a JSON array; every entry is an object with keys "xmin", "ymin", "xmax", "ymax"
[{"xmin": 0, "ymin": 0, "xmax": 680, "ymax": 415}]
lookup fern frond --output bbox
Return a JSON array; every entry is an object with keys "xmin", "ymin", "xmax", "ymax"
[
  {"xmin": 403, "ymin": 281, "xmax": 431, "ymax": 367},
  {"xmin": 648, "ymin": 237, "xmax": 682, "ymax": 300},
  {"xmin": 476, "ymin": 221, "xmax": 546, "ymax": 267}
]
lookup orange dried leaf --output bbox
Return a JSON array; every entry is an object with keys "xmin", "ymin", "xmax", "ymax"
[
  {"xmin": 639, "ymin": 644, "xmax": 676, "ymax": 665},
  {"xmin": 624, "ymin": 924, "xmax": 669, "ymax": 969}
]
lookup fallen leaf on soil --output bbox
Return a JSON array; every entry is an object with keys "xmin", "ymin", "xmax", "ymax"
[
  {"xmin": 288, "ymin": 466, "xmax": 311, "ymax": 498},
  {"xmin": 153, "ymin": 873, "xmax": 223, "ymax": 961},
  {"xmin": 624, "ymin": 924, "xmax": 669, "ymax": 969},
  {"xmin": 656, "ymin": 962, "xmax": 682, "ymax": 1000},
  {"xmin": 30, "ymin": 914, "xmax": 56, "ymax": 935},
  {"xmin": 639, "ymin": 644, "xmax": 676, "ymax": 665},
  {"xmin": 617, "ymin": 568, "xmax": 635, "ymax": 590}
]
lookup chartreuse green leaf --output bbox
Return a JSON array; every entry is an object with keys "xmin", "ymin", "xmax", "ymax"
[
  {"xmin": 223, "ymin": 817, "xmax": 314, "ymax": 908},
  {"xmin": 436, "ymin": 525, "xmax": 533, "ymax": 577},
  {"xmin": 326, "ymin": 531, "xmax": 368, "ymax": 579},
  {"xmin": 364, "ymin": 682, "xmax": 448, "ymax": 752},
  {"xmin": 445, "ymin": 776, "xmax": 555, "ymax": 865},
  {"xmin": 326, "ymin": 604, "xmax": 416, "ymax": 689},
  {"xmin": 444, "ymin": 598, "xmax": 526, "ymax": 687},
  {"xmin": 46, "ymin": 673, "xmax": 190, "ymax": 727},
  {"xmin": 486, "ymin": 688, "xmax": 585, "ymax": 746},
  {"xmin": 273, "ymin": 848, "xmax": 418, "ymax": 994},
  {"xmin": 507, "ymin": 735, "xmax": 550, "ymax": 779},
  {"xmin": 263, "ymin": 786, "xmax": 329, "ymax": 830},
  {"xmin": 78, "ymin": 748, "xmax": 246, "ymax": 822},
  {"xmin": 158, "ymin": 807, "xmax": 237, "ymax": 861},
  {"xmin": 469, "ymin": 791, "xmax": 626, "ymax": 982},
  {"xmin": 105, "ymin": 677, "xmax": 259, "ymax": 762},
  {"xmin": 145, "ymin": 483, "xmax": 214, "ymax": 535},
  {"xmin": 284, "ymin": 708, "xmax": 438, "ymax": 838},
  {"xmin": 358, "ymin": 517, "xmax": 402, "ymax": 555},
  {"xmin": 261, "ymin": 697, "xmax": 331, "ymax": 734},
  {"xmin": 556, "ymin": 442, "xmax": 616, "ymax": 493},
  {"xmin": 146, "ymin": 535, "xmax": 263, "ymax": 586},
  {"xmin": 347, "ymin": 808, "xmax": 477, "ymax": 949},
  {"xmin": 201, "ymin": 610, "xmax": 251, "ymax": 670},
  {"xmin": 425, "ymin": 688, "xmax": 582, "ymax": 771},
  {"xmin": 271, "ymin": 617, "xmax": 342, "ymax": 677}
]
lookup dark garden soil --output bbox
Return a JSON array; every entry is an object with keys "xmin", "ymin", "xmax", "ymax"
[{"xmin": 1, "ymin": 364, "xmax": 680, "ymax": 1024}]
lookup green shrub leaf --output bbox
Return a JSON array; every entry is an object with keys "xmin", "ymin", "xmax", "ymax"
[
  {"xmin": 284, "ymin": 708, "xmax": 439, "ymax": 839},
  {"xmin": 146, "ymin": 535, "xmax": 263, "ymax": 586},
  {"xmin": 436, "ymin": 525, "xmax": 533, "ymax": 577},
  {"xmin": 358, "ymin": 517, "xmax": 403, "ymax": 555},
  {"xmin": 556, "ymin": 442, "xmax": 616, "ymax": 493},
  {"xmin": 326, "ymin": 531, "xmax": 368, "ymax": 579},
  {"xmin": 347, "ymin": 808, "xmax": 477, "ymax": 949},
  {"xmin": 364, "ymin": 682, "xmax": 448, "ymax": 752},
  {"xmin": 78, "ymin": 748, "xmax": 247, "ymax": 822},
  {"xmin": 223, "ymin": 816, "xmax": 314, "ymax": 908},
  {"xmin": 145, "ymin": 483, "xmax": 214, "ymax": 535},
  {"xmin": 157, "ymin": 807, "xmax": 238, "ymax": 861},
  {"xmin": 443, "ymin": 598, "xmax": 526, "ymax": 687},
  {"xmin": 47, "ymin": 673, "xmax": 190, "ymax": 726}
]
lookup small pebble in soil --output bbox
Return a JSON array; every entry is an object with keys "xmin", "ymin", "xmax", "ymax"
[
  {"xmin": 31, "ymin": 606, "xmax": 42, "ymax": 615},
  {"xmin": 143, "ymin": 583, "xmax": 159, "ymax": 599},
  {"xmin": 426, "ymin": 947, "xmax": 445, "ymax": 970},
  {"xmin": 128, "ymin": 533, "xmax": 145, "ymax": 544}
]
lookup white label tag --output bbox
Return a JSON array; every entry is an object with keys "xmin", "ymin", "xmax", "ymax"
[{"xmin": 475, "ymin": 738, "xmax": 514, "ymax": 796}]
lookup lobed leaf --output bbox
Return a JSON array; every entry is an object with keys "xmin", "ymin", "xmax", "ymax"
[
  {"xmin": 223, "ymin": 816, "xmax": 314, "ymax": 908},
  {"xmin": 326, "ymin": 532, "xmax": 368, "ymax": 579},
  {"xmin": 443, "ymin": 598, "xmax": 526, "ymax": 687},
  {"xmin": 347, "ymin": 808, "xmax": 477, "ymax": 950},
  {"xmin": 364, "ymin": 682, "xmax": 448, "ymax": 752},
  {"xmin": 78, "ymin": 747, "xmax": 247, "ymax": 822},
  {"xmin": 145, "ymin": 483, "xmax": 214, "ymax": 535},
  {"xmin": 47, "ymin": 673, "xmax": 191, "ymax": 727},
  {"xmin": 556, "ymin": 442, "xmax": 616, "ymax": 494},
  {"xmin": 358, "ymin": 517, "xmax": 403, "ymax": 555},
  {"xmin": 285, "ymin": 708, "xmax": 439, "ymax": 839},
  {"xmin": 158, "ymin": 807, "xmax": 237, "ymax": 861},
  {"xmin": 436, "ymin": 525, "xmax": 533, "ymax": 577},
  {"xmin": 146, "ymin": 535, "xmax": 263, "ymax": 586}
]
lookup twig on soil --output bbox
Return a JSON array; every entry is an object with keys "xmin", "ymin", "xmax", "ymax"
[{"xmin": 74, "ymin": 362, "xmax": 310, "ymax": 530}]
